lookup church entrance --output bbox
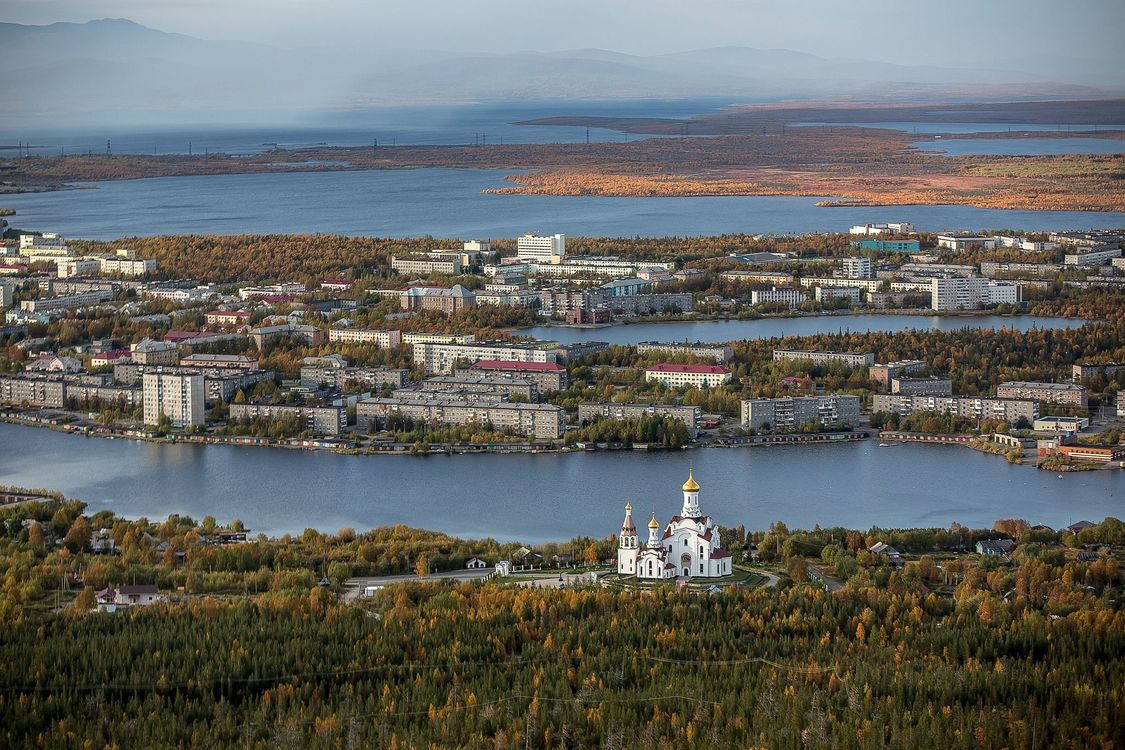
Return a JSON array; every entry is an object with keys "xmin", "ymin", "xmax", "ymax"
[{"xmin": 683, "ymin": 568, "xmax": 688, "ymax": 577}]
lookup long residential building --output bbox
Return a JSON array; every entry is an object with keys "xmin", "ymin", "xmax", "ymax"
[
  {"xmin": 20, "ymin": 289, "xmax": 113, "ymax": 313},
  {"xmin": 401, "ymin": 332, "xmax": 476, "ymax": 345},
  {"xmin": 578, "ymin": 402, "xmax": 702, "ymax": 438},
  {"xmin": 419, "ymin": 375, "xmax": 537, "ymax": 402},
  {"xmin": 644, "ymin": 364, "xmax": 731, "ymax": 388},
  {"xmin": 1071, "ymin": 362, "xmax": 1123, "ymax": 382},
  {"xmin": 995, "ymin": 381, "xmax": 1088, "ymax": 407},
  {"xmin": 980, "ymin": 261, "xmax": 1063, "ymax": 278},
  {"xmin": 931, "ymin": 277, "xmax": 1021, "ymax": 311},
  {"xmin": 143, "ymin": 371, "xmax": 204, "ymax": 427},
  {"xmin": 413, "ymin": 341, "xmax": 558, "ymax": 374},
  {"xmin": 635, "ymin": 341, "xmax": 733, "ymax": 363},
  {"xmin": 740, "ymin": 395, "xmax": 861, "ymax": 432},
  {"xmin": 891, "ymin": 377, "xmax": 953, "ymax": 396},
  {"xmin": 872, "ymin": 394, "xmax": 1038, "ymax": 422},
  {"xmin": 750, "ymin": 287, "xmax": 807, "ymax": 308},
  {"xmin": 356, "ymin": 398, "xmax": 565, "ymax": 439},
  {"xmin": 773, "ymin": 349, "xmax": 874, "ymax": 368},
  {"xmin": 0, "ymin": 374, "xmax": 67, "ymax": 408},
  {"xmin": 327, "ymin": 328, "xmax": 403, "ymax": 347},
  {"xmin": 229, "ymin": 402, "xmax": 346, "ymax": 436},
  {"xmin": 179, "ymin": 353, "xmax": 259, "ymax": 371},
  {"xmin": 391, "ymin": 255, "xmax": 463, "ymax": 276},
  {"xmin": 1064, "ymin": 246, "xmax": 1121, "ymax": 266},
  {"xmin": 466, "ymin": 360, "xmax": 568, "ymax": 391},
  {"xmin": 299, "ymin": 365, "xmax": 407, "ymax": 390},
  {"xmin": 799, "ymin": 276, "xmax": 931, "ymax": 293}
]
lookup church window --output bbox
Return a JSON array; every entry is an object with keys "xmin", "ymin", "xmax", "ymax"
[
  {"xmin": 699, "ymin": 563, "xmax": 704, "ymax": 574},
  {"xmin": 683, "ymin": 539, "xmax": 688, "ymax": 547},
  {"xmin": 699, "ymin": 545, "xmax": 704, "ymax": 555}
]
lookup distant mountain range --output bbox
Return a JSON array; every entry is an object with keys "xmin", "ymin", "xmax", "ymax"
[{"xmin": 0, "ymin": 19, "xmax": 1112, "ymax": 129}]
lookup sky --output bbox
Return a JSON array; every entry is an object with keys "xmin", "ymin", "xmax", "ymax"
[{"xmin": 4, "ymin": 0, "xmax": 1124, "ymax": 75}]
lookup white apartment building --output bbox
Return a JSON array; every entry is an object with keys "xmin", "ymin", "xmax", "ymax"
[
  {"xmin": 516, "ymin": 233, "xmax": 566, "ymax": 263},
  {"xmin": 56, "ymin": 258, "xmax": 100, "ymax": 278},
  {"xmin": 931, "ymin": 277, "xmax": 1021, "ymax": 311},
  {"xmin": 1064, "ymin": 246, "xmax": 1122, "ymax": 266},
  {"xmin": 741, "ymin": 395, "xmax": 861, "ymax": 432},
  {"xmin": 20, "ymin": 289, "xmax": 113, "ymax": 312},
  {"xmin": 98, "ymin": 255, "xmax": 155, "ymax": 276},
  {"xmin": 143, "ymin": 371, "xmax": 204, "ymax": 428},
  {"xmin": 401, "ymin": 332, "xmax": 476, "ymax": 345},
  {"xmin": 327, "ymin": 328, "xmax": 403, "ymax": 347},
  {"xmin": 773, "ymin": 349, "xmax": 874, "ymax": 368},
  {"xmin": 848, "ymin": 223, "xmax": 914, "ymax": 235},
  {"xmin": 750, "ymin": 287, "xmax": 807, "ymax": 308},
  {"xmin": 19, "ymin": 233, "xmax": 70, "ymax": 256},
  {"xmin": 993, "ymin": 236, "xmax": 1059, "ymax": 252},
  {"xmin": 815, "ymin": 286, "xmax": 862, "ymax": 304},
  {"xmin": 841, "ymin": 257, "xmax": 873, "ymax": 279},
  {"xmin": 412, "ymin": 341, "xmax": 558, "ymax": 374},
  {"xmin": 644, "ymin": 364, "xmax": 732, "ymax": 388},
  {"xmin": 937, "ymin": 235, "xmax": 998, "ymax": 251}
]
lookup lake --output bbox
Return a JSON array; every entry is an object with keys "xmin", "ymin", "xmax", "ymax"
[
  {"xmin": 1, "ymin": 99, "xmax": 741, "ymax": 157},
  {"xmin": 518, "ymin": 315, "xmax": 1086, "ymax": 346},
  {"xmin": 6, "ymin": 168, "xmax": 1125, "ymax": 240},
  {"xmin": 0, "ymin": 423, "xmax": 1118, "ymax": 542},
  {"xmin": 917, "ymin": 137, "xmax": 1124, "ymax": 157}
]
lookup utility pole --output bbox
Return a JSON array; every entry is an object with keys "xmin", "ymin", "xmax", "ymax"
[
  {"xmin": 586, "ymin": 127, "xmax": 590, "ymax": 144},
  {"xmin": 106, "ymin": 139, "xmax": 111, "ymax": 156},
  {"xmin": 188, "ymin": 141, "xmax": 192, "ymax": 156},
  {"xmin": 372, "ymin": 138, "xmax": 377, "ymax": 156}
]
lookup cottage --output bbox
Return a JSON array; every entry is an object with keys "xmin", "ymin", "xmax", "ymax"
[
  {"xmin": 868, "ymin": 542, "xmax": 904, "ymax": 568},
  {"xmin": 95, "ymin": 584, "xmax": 166, "ymax": 612},
  {"xmin": 975, "ymin": 539, "xmax": 1015, "ymax": 557}
]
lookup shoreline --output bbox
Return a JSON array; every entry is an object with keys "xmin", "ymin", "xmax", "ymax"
[{"xmin": 4, "ymin": 412, "xmax": 1113, "ymax": 471}]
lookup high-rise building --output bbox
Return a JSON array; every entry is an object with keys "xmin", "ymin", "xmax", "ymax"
[
  {"xmin": 841, "ymin": 257, "xmax": 873, "ymax": 279},
  {"xmin": 516, "ymin": 233, "xmax": 566, "ymax": 263},
  {"xmin": 143, "ymin": 370, "xmax": 204, "ymax": 428}
]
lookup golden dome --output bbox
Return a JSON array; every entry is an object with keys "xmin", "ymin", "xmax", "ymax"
[
  {"xmin": 624, "ymin": 502, "xmax": 632, "ymax": 512},
  {"xmin": 682, "ymin": 468, "xmax": 700, "ymax": 492},
  {"xmin": 648, "ymin": 513, "xmax": 660, "ymax": 529}
]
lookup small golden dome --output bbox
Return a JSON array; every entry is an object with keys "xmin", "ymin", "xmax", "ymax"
[
  {"xmin": 648, "ymin": 514, "xmax": 660, "ymax": 529},
  {"xmin": 624, "ymin": 502, "xmax": 632, "ymax": 512},
  {"xmin": 682, "ymin": 467, "xmax": 700, "ymax": 492}
]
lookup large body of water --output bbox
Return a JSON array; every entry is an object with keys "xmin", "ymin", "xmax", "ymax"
[
  {"xmin": 520, "ymin": 315, "xmax": 1085, "ymax": 346},
  {"xmin": 918, "ymin": 137, "xmax": 1124, "ymax": 157},
  {"xmin": 0, "ymin": 423, "xmax": 1118, "ymax": 542},
  {"xmin": 0, "ymin": 99, "xmax": 740, "ymax": 157},
  {"xmin": 6, "ymin": 168, "xmax": 1125, "ymax": 240}
]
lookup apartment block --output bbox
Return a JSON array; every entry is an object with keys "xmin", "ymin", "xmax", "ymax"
[
  {"xmin": 131, "ymin": 338, "xmax": 179, "ymax": 366},
  {"xmin": 413, "ymin": 341, "xmax": 558, "ymax": 374},
  {"xmin": 179, "ymin": 353, "xmax": 259, "ymax": 371},
  {"xmin": 740, "ymin": 395, "xmax": 861, "ymax": 432},
  {"xmin": 931, "ymin": 277, "xmax": 1021, "ymax": 311},
  {"xmin": 750, "ymin": 287, "xmax": 807, "ymax": 308},
  {"xmin": 840, "ymin": 257, "xmax": 873, "ymax": 279},
  {"xmin": 636, "ymin": 341, "xmax": 733, "ymax": 363},
  {"xmin": 391, "ymin": 255, "xmax": 463, "ymax": 276},
  {"xmin": 0, "ymin": 375, "xmax": 67, "ymax": 407},
  {"xmin": 229, "ymin": 402, "xmax": 346, "ymax": 436},
  {"xmin": 773, "ymin": 349, "xmax": 874, "ymax": 368},
  {"xmin": 356, "ymin": 398, "xmax": 565, "ymax": 439},
  {"xmin": 872, "ymin": 394, "xmax": 1038, "ymax": 423},
  {"xmin": 143, "ymin": 371, "xmax": 204, "ymax": 427},
  {"xmin": 327, "ymin": 328, "xmax": 403, "ymax": 348},
  {"xmin": 1071, "ymin": 362, "xmax": 1123, "ymax": 382},
  {"xmin": 299, "ymin": 365, "xmax": 407, "ymax": 390},
  {"xmin": 891, "ymin": 377, "xmax": 953, "ymax": 396},
  {"xmin": 577, "ymin": 402, "xmax": 702, "ymax": 438},
  {"xmin": 516, "ymin": 233, "xmax": 566, "ymax": 263},
  {"xmin": 644, "ymin": 364, "xmax": 731, "ymax": 388},
  {"xmin": 815, "ymin": 286, "xmax": 861, "ymax": 305},
  {"xmin": 1064, "ymin": 246, "xmax": 1121, "ymax": 266},
  {"xmin": 249, "ymin": 324, "xmax": 324, "ymax": 349},
  {"xmin": 996, "ymin": 381, "xmax": 1088, "ymax": 408},
  {"xmin": 401, "ymin": 332, "xmax": 476, "ymax": 345},
  {"xmin": 466, "ymin": 360, "xmax": 568, "ymax": 392},
  {"xmin": 420, "ymin": 375, "xmax": 537, "ymax": 402},
  {"xmin": 20, "ymin": 290, "xmax": 113, "ymax": 313},
  {"xmin": 719, "ymin": 270, "xmax": 796, "ymax": 285}
]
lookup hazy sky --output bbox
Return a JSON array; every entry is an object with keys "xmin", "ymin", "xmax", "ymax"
[{"xmin": 5, "ymin": 0, "xmax": 1125, "ymax": 72}]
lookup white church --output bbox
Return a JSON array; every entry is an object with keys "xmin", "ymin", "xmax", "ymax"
[{"xmin": 617, "ymin": 469, "xmax": 732, "ymax": 580}]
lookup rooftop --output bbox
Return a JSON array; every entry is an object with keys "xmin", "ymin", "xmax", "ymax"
[
  {"xmin": 472, "ymin": 359, "xmax": 565, "ymax": 372},
  {"xmin": 646, "ymin": 364, "xmax": 730, "ymax": 374}
]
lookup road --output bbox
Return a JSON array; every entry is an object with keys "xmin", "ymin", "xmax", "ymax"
[{"xmin": 342, "ymin": 569, "xmax": 492, "ymax": 601}]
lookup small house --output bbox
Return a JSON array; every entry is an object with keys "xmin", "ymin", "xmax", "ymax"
[
  {"xmin": 495, "ymin": 560, "xmax": 512, "ymax": 577},
  {"xmin": 975, "ymin": 539, "xmax": 1015, "ymax": 557},
  {"xmin": 465, "ymin": 557, "xmax": 488, "ymax": 569}
]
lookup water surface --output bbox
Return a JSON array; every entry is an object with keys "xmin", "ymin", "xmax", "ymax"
[
  {"xmin": 6, "ymin": 169, "xmax": 1125, "ymax": 240},
  {"xmin": 0, "ymin": 423, "xmax": 1117, "ymax": 542}
]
